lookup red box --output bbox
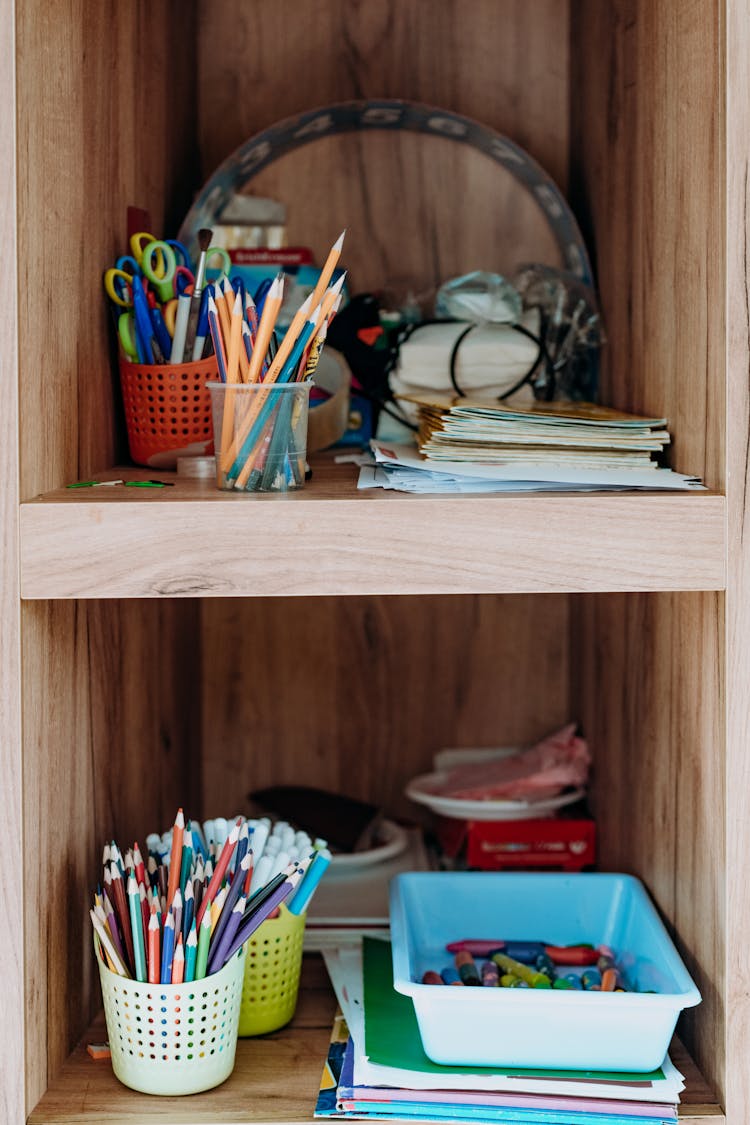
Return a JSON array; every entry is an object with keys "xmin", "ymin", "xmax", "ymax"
[{"xmin": 437, "ymin": 816, "xmax": 596, "ymax": 872}]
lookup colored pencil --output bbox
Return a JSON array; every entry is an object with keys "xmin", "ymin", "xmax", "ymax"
[
  {"xmin": 184, "ymin": 919, "xmax": 198, "ymax": 983},
  {"xmin": 171, "ymin": 934, "xmax": 185, "ymax": 985},
  {"xmin": 196, "ymin": 820, "xmax": 240, "ymax": 926},
  {"xmin": 90, "ymin": 910, "xmax": 130, "ymax": 978},
  {"xmin": 182, "ymin": 876, "xmax": 195, "ymax": 943},
  {"xmin": 207, "ymin": 896, "xmax": 246, "ymax": 975},
  {"xmin": 160, "ymin": 910, "xmax": 175, "ymax": 984},
  {"xmin": 147, "ymin": 905, "xmax": 161, "ymax": 984},
  {"xmin": 207, "ymin": 294, "xmax": 229, "ymax": 384},
  {"xmin": 308, "ymin": 230, "xmax": 345, "ymax": 310},
  {"xmin": 166, "ymin": 808, "xmax": 184, "ymax": 910},
  {"xmin": 127, "ymin": 874, "xmax": 147, "ymax": 982},
  {"xmin": 195, "ymin": 910, "xmax": 212, "ymax": 980},
  {"xmin": 262, "ymin": 293, "xmax": 313, "ymax": 384}
]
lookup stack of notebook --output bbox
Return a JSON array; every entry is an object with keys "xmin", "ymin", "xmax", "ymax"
[
  {"xmin": 315, "ymin": 938, "xmax": 686, "ymax": 1125},
  {"xmin": 358, "ymin": 393, "xmax": 703, "ymax": 493}
]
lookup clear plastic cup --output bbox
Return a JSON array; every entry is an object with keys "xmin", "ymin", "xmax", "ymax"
[{"xmin": 208, "ymin": 381, "xmax": 311, "ymax": 493}]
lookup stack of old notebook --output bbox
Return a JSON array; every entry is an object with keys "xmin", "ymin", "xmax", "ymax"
[
  {"xmin": 315, "ymin": 938, "xmax": 686, "ymax": 1125},
  {"xmin": 359, "ymin": 393, "xmax": 702, "ymax": 493}
]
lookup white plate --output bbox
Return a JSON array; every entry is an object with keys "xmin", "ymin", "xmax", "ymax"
[
  {"xmin": 329, "ymin": 818, "xmax": 410, "ymax": 868},
  {"xmin": 405, "ymin": 772, "xmax": 586, "ymax": 821}
]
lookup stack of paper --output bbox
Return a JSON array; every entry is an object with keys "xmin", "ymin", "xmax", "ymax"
[
  {"xmin": 405, "ymin": 394, "xmax": 670, "ymax": 467},
  {"xmin": 357, "ymin": 394, "xmax": 703, "ymax": 493},
  {"xmin": 315, "ymin": 938, "xmax": 685, "ymax": 1125},
  {"xmin": 361, "ymin": 441, "xmax": 703, "ymax": 494}
]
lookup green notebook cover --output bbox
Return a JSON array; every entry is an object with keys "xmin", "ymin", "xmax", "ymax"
[{"xmin": 362, "ymin": 937, "xmax": 665, "ymax": 1084}]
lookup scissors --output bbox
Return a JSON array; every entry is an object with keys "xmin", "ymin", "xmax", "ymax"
[
  {"xmin": 164, "ymin": 236, "xmax": 230, "ymax": 284},
  {"xmin": 117, "ymin": 311, "xmax": 141, "ymax": 361},
  {"xmin": 129, "ymin": 232, "xmax": 179, "ymax": 303}
]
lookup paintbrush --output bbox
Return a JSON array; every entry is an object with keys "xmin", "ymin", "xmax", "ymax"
[{"xmin": 185, "ymin": 228, "xmax": 213, "ymax": 360}]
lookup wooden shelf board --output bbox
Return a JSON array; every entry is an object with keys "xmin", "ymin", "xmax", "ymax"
[
  {"xmin": 19, "ymin": 456, "xmax": 726, "ymax": 599},
  {"xmin": 28, "ymin": 957, "xmax": 723, "ymax": 1125}
]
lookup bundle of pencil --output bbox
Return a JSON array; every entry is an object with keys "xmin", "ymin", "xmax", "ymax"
[
  {"xmin": 208, "ymin": 232, "xmax": 346, "ymax": 491},
  {"xmin": 89, "ymin": 808, "xmax": 330, "ymax": 985}
]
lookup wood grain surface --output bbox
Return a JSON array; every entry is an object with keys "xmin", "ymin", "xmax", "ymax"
[
  {"xmin": 570, "ymin": 0, "xmax": 723, "ymax": 489},
  {"xmin": 21, "ymin": 600, "xmax": 202, "ymax": 1113},
  {"xmin": 571, "ymin": 592, "xmax": 724, "ymax": 1101},
  {"xmin": 198, "ymin": 0, "xmax": 570, "ymax": 189},
  {"xmin": 569, "ymin": 1, "xmax": 727, "ymax": 1103},
  {"xmin": 21, "ymin": 603, "xmax": 202, "ymax": 1111},
  {"xmin": 15, "ymin": 0, "xmax": 198, "ymax": 498},
  {"xmin": 242, "ymin": 132, "xmax": 562, "ymax": 305},
  {"xmin": 201, "ymin": 594, "xmax": 570, "ymax": 818},
  {"xmin": 19, "ymin": 461, "xmax": 726, "ymax": 599},
  {"xmin": 7, "ymin": 2, "xmax": 741, "ymax": 1121},
  {"xmin": 0, "ymin": 2, "xmax": 24, "ymax": 1123},
  {"xmin": 196, "ymin": 0, "xmax": 570, "ymax": 306},
  {"xmin": 724, "ymin": 3, "xmax": 750, "ymax": 1121},
  {"xmin": 28, "ymin": 957, "xmax": 722, "ymax": 1125}
]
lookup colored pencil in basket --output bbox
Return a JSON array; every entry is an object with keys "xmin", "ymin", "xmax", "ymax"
[
  {"xmin": 179, "ymin": 826, "xmax": 193, "ymax": 895},
  {"xmin": 195, "ymin": 909, "xmax": 212, "ymax": 980},
  {"xmin": 147, "ymin": 904, "xmax": 160, "ymax": 984},
  {"xmin": 207, "ymin": 293, "xmax": 229, "ymax": 384},
  {"xmin": 210, "ymin": 852, "xmax": 252, "ymax": 954},
  {"xmin": 287, "ymin": 848, "xmax": 332, "ymax": 915},
  {"xmin": 166, "ymin": 807, "xmax": 184, "ymax": 910},
  {"xmin": 127, "ymin": 874, "xmax": 147, "ymax": 982},
  {"xmin": 220, "ymin": 863, "xmax": 307, "ymax": 967},
  {"xmin": 172, "ymin": 934, "xmax": 185, "ymax": 984},
  {"xmin": 196, "ymin": 819, "xmax": 240, "ymax": 927},
  {"xmin": 182, "ymin": 876, "xmax": 195, "ymax": 943},
  {"xmin": 90, "ymin": 807, "xmax": 330, "ymax": 987},
  {"xmin": 90, "ymin": 910, "xmax": 130, "ymax": 978},
  {"xmin": 184, "ymin": 918, "xmax": 198, "ymax": 983},
  {"xmin": 210, "ymin": 885, "xmax": 228, "ymax": 935},
  {"xmin": 207, "ymin": 896, "xmax": 246, "ymax": 975},
  {"xmin": 160, "ymin": 910, "xmax": 175, "ymax": 984}
]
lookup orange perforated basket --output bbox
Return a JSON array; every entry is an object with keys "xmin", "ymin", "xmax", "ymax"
[{"xmin": 118, "ymin": 355, "xmax": 218, "ymax": 468}]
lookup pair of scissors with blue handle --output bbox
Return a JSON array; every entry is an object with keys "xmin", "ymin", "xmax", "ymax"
[
  {"xmin": 165, "ymin": 239, "xmax": 192, "ymax": 269},
  {"xmin": 131, "ymin": 275, "xmax": 158, "ymax": 363},
  {"xmin": 168, "ymin": 236, "xmax": 230, "ymax": 282}
]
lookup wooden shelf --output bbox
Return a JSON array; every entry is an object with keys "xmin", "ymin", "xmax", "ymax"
[
  {"xmin": 28, "ymin": 956, "xmax": 724, "ymax": 1125},
  {"xmin": 19, "ymin": 455, "xmax": 726, "ymax": 599}
]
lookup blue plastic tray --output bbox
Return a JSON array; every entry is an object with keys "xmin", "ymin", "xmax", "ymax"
[{"xmin": 389, "ymin": 872, "xmax": 700, "ymax": 1071}]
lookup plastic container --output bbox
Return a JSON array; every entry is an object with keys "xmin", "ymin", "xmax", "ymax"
[
  {"xmin": 389, "ymin": 872, "xmax": 701, "ymax": 1072},
  {"xmin": 209, "ymin": 381, "xmax": 311, "ymax": 492},
  {"xmin": 97, "ymin": 943, "xmax": 246, "ymax": 1095},
  {"xmin": 238, "ymin": 905, "xmax": 306, "ymax": 1036},
  {"xmin": 118, "ymin": 354, "xmax": 218, "ymax": 468}
]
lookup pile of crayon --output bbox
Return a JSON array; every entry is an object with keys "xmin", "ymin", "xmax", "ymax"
[
  {"xmin": 421, "ymin": 939, "xmax": 631, "ymax": 992},
  {"xmin": 89, "ymin": 809, "xmax": 331, "ymax": 985}
]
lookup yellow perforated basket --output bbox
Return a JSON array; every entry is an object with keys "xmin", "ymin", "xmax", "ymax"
[{"xmin": 238, "ymin": 905, "xmax": 306, "ymax": 1036}]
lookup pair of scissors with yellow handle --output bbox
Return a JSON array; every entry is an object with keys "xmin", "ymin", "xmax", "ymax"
[{"xmin": 129, "ymin": 233, "xmax": 180, "ymax": 302}]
